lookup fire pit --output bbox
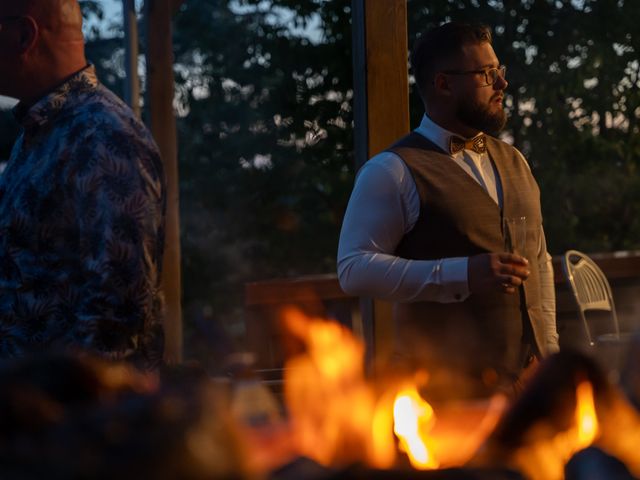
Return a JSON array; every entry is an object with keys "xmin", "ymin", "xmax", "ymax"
[
  {"xmin": 0, "ymin": 312, "xmax": 638, "ymax": 479},
  {"xmin": 240, "ymin": 308, "xmax": 640, "ymax": 480}
]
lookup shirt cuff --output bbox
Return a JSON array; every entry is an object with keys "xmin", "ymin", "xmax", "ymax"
[{"xmin": 441, "ymin": 257, "xmax": 470, "ymax": 302}]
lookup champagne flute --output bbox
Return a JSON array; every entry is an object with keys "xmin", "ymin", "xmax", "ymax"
[
  {"xmin": 503, "ymin": 216, "xmax": 526, "ymax": 257},
  {"xmin": 502, "ymin": 216, "xmax": 527, "ymax": 291}
]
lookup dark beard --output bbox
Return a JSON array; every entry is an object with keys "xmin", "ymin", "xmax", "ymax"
[{"xmin": 456, "ymin": 98, "xmax": 507, "ymax": 136}]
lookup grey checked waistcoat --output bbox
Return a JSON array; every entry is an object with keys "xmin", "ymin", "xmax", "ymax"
[{"xmin": 387, "ymin": 132, "xmax": 546, "ymax": 392}]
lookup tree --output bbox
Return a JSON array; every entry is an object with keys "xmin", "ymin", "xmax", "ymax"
[{"xmin": 170, "ymin": 1, "xmax": 355, "ymax": 344}]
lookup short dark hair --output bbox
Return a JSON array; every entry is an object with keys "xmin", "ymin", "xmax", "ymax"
[{"xmin": 411, "ymin": 22, "xmax": 492, "ymax": 100}]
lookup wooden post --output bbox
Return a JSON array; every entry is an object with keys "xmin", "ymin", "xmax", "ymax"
[
  {"xmin": 145, "ymin": 0, "xmax": 183, "ymax": 363},
  {"xmin": 351, "ymin": 0, "xmax": 410, "ymax": 369},
  {"xmin": 123, "ymin": 0, "xmax": 140, "ymax": 117}
]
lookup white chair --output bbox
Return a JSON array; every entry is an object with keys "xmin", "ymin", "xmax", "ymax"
[{"xmin": 561, "ymin": 250, "xmax": 620, "ymax": 347}]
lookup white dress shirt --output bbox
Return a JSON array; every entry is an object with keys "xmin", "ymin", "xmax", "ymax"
[{"xmin": 337, "ymin": 115, "xmax": 558, "ymax": 349}]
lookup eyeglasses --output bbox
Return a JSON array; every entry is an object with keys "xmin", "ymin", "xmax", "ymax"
[
  {"xmin": 441, "ymin": 65, "xmax": 507, "ymax": 87},
  {"xmin": 0, "ymin": 16, "xmax": 22, "ymax": 33}
]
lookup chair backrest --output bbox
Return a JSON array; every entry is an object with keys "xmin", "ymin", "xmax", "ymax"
[{"xmin": 561, "ymin": 250, "xmax": 620, "ymax": 346}]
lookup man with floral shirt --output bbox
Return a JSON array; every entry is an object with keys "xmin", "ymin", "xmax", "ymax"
[{"xmin": 0, "ymin": 0, "xmax": 166, "ymax": 367}]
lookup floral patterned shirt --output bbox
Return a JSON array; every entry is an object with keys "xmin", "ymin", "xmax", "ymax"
[{"xmin": 0, "ymin": 66, "xmax": 166, "ymax": 367}]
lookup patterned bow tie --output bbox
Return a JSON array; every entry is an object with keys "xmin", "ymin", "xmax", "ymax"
[{"xmin": 449, "ymin": 134, "xmax": 487, "ymax": 155}]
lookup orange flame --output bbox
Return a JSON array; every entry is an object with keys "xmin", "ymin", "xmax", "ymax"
[
  {"xmin": 595, "ymin": 388, "xmax": 640, "ymax": 477},
  {"xmin": 510, "ymin": 380, "xmax": 600, "ymax": 480},
  {"xmin": 369, "ymin": 390, "xmax": 397, "ymax": 469},
  {"xmin": 281, "ymin": 308, "xmax": 510, "ymax": 471},
  {"xmin": 282, "ymin": 308, "xmax": 378, "ymax": 466},
  {"xmin": 575, "ymin": 380, "xmax": 598, "ymax": 447},
  {"xmin": 393, "ymin": 386, "xmax": 439, "ymax": 469}
]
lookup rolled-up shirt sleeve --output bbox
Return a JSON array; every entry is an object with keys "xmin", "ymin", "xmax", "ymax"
[{"xmin": 337, "ymin": 153, "xmax": 469, "ymax": 303}]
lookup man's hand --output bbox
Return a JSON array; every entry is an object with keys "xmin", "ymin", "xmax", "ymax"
[{"xmin": 468, "ymin": 253, "xmax": 530, "ymax": 295}]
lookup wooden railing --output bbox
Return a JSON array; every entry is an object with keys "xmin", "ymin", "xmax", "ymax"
[{"xmin": 245, "ymin": 252, "xmax": 640, "ymax": 369}]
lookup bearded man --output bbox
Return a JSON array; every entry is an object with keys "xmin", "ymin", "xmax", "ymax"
[
  {"xmin": 0, "ymin": 0, "xmax": 165, "ymax": 367},
  {"xmin": 338, "ymin": 22, "xmax": 558, "ymax": 398}
]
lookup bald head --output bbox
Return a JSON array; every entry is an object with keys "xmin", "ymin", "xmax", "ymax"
[
  {"xmin": 0, "ymin": 0, "xmax": 86, "ymax": 101},
  {"xmin": 19, "ymin": 0, "xmax": 84, "ymax": 41}
]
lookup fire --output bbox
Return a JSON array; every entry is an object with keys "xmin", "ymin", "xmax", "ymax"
[
  {"xmin": 596, "ymin": 388, "xmax": 640, "ymax": 477},
  {"xmin": 393, "ymin": 387, "xmax": 439, "ymax": 469},
  {"xmin": 280, "ymin": 308, "xmax": 503, "ymax": 470},
  {"xmin": 369, "ymin": 390, "xmax": 397, "ymax": 469},
  {"xmin": 279, "ymin": 309, "xmax": 618, "ymax": 479},
  {"xmin": 507, "ymin": 380, "xmax": 600, "ymax": 480},
  {"xmin": 283, "ymin": 307, "xmax": 435, "ymax": 468},
  {"xmin": 575, "ymin": 380, "xmax": 598, "ymax": 447},
  {"xmin": 282, "ymin": 307, "xmax": 378, "ymax": 466},
  {"xmin": 254, "ymin": 314, "xmax": 640, "ymax": 478}
]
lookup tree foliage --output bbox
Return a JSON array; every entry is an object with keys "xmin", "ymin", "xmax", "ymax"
[
  {"xmin": 405, "ymin": 0, "xmax": 640, "ymax": 252},
  {"xmin": 171, "ymin": 1, "xmax": 354, "ymax": 328}
]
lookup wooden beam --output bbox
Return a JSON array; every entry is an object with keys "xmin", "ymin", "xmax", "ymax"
[
  {"xmin": 352, "ymin": 0, "xmax": 410, "ymax": 166},
  {"xmin": 351, "ymin": 0, "xmax": 410, "ymax": 369},
  {"xmin": 145, "ymin": 0, "xmax": 183, "ymax": 364},
  {"xmin": 351, "ymin": 0, "xmax": 368, "ymax": 170},
  {"xmin": 364, "ymin": 0, "xmax": 410, "ymax": 156},
  {"xmin": 123, "ymin": 0, "xmax": 140, "ymax": 117}
]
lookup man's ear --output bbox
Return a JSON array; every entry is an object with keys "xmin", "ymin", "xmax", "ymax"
[
  {"xmin": 433, "ymin": 72, "xmax": 453, "ymax": 97},
  {"xmin": 16, "ymin": 16, "xmax": 38, "ymax": 54}
]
